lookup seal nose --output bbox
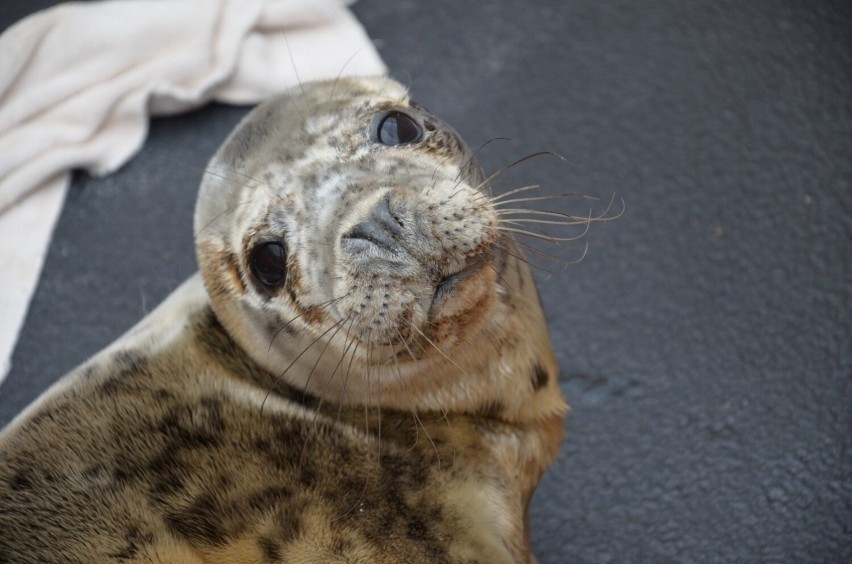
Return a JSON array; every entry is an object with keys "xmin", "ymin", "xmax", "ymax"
[{"xmin": 343, "ymin": 195, "xmax": 406, "ymax": 253}]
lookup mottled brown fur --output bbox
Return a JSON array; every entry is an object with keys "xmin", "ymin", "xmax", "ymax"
[{"xmin": 0, "ymin": 77, "xmax": 567, "ymax": 562}]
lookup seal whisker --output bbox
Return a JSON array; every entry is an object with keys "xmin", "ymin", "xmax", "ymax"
[
  {"xmin": 385, "ymin": 321, "xmax": 442, "ymax": 464},
  {"xmin": 193, "ymin": 199, "xmax": 254, "ymax": 238},
  {"xmin": 501, "ymin": 215, "xmax": 595, "ymax": 229},
  {"xmin": 473, "ymin": 151, "xmax": 568, "ymax": 194},
  {"xmin": 191, "ymin": 165, "xmax": 285, "ymax": 239},
  {"xmin": 336, "ymin": 338, "xmax": 361, "ymax": 426},
  {"xmin": 488, "ymin": 241, "xmax": 569, "ymax": 275},
  {"xmin": 495, "ymin": 238, "xmax": 584, "ymax": 267},
  {"xmin": 408, "ymin": 325, "xmax": 473, "ymax": 402},
  {"xmin": 436, "ymin": 136, "xmax": 512, "ymax": 203},
  {"xmin": 428, "ymin": 135, "xmax": 507, "ymax": 190},
  {"xmin": 489, "ymin": 188, "xmax": 598, "ymax": 205},
  {"xmin": 395, "ymin": 329, "xmax": 452, "ymax": 431},
  {"xmin": 452, "ymin": 137, "xmax": 512, "ymax": 185},
  {"xmin": 261, "ymin": 316, "xmax": 347, "ymax": 413},
  {"xmin": 266, "ymin": 294, "xmax": 348, "ymax": 359},
  {"xmin": 494, "ymin": 194, "xmax": 625, "ymax": 225},
  {"xmin": 487, "ymin": 183, "xmax": 542, "ymax": 202},
  {"xmin": 300, "ymin": 315, "xmax": 351, "ymax": 399},
  {"xmin": 150, "ymin": 156, "xmax": 274, "ymax": 198},
  {"xmin": 362, "ymin": 329, "xmax": 383, "ymax": 472},
  {"xmin": 297, "ymin": 315, "xmax": 353, "ymax": 471},
  {"xmin": 483, "ymin": 258, "xmax": 517, "ymax": 292},
  {"xmin": 491, "ymin": 194, "xmax": 590, "ymax": 206},
  {"xmin": 203, "ymin": 164, "xmax": 274, "ymax": 189},
  {"xmin": 329, "ymin": 46, "xmax": 369, "ymax": 102},
  {"xmin": 500, "ymin": 218, "xmax": 593, "ymax": 242},
  {"xmin": 314, "ymin": 316, "xmax": 358, "ymax": 417},
  {"xmin": 302, "ymin": 319, "xmax": 359, "ymax": 462},
  {"xmin": 495, "ymin": 226, "xmax": 572, "ymax": 243},
  {"xmin": 446, "ymin": 137, "xmax": 494, "ymax": 187},
  {"xmin": 440, "ymin": 183, "xmax": 470, "ymax": 205},
  {"xmin": 281, "ymin": 32, "xmax": 311, "ymax": 120},
  {"xmin": 497, "ymin": 207, "xmax": 598, "ymax": 221},
  {"xmin": 503, "ymin": 239, "xmax": 590, "ymax": 274}
]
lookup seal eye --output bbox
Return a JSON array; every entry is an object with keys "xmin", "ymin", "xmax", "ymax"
[
  {"xmin": 250, "ymin": 242, "xmax": 287, "ymax": 289},
  {"xmin": 376, "ymin": 111, "xmax": 422, "ymax": 146}
]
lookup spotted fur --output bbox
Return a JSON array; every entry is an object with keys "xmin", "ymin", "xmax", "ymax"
[{"xmin": 0, "ymin": 77, "xmax": 566, "ymax": 562}]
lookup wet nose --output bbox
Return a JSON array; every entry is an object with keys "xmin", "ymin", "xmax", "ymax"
[{"xmin": 343, "ymin": 195, "xmax": 406, "ymax": 253}]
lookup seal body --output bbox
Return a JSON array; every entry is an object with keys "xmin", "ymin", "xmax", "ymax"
[{"xmin": 0, "ymin": 77, "xmax": 566, "ymax": 563}]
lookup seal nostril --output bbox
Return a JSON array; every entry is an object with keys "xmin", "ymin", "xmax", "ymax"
[
  {"xmin": 342, "ymin": 195, "xmax": 407, "ymax": 253},
  {"xmin": 375, "ymin": 195, "xmax": 405, "ymax": 233},
  {"xmin": 343, "ymin": 221, "xmax": 395, "ymax": 252}
]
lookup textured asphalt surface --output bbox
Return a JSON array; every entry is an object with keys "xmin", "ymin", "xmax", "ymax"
[{"xmin": 2, "ymin": 1, "xmax": 850, "ymax": 562}]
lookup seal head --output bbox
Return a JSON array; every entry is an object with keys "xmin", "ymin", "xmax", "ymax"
[{"xmin": 195, "ymin": 77, "xmax": 565, "ymax": 424}]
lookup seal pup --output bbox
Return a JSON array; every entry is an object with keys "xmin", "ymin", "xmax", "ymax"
[{"xmin": 0, "ymin": 76, "xmax": 568, "ymax": 562}]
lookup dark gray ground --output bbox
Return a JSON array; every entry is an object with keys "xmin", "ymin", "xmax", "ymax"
[{"xmin": 2, "ymin": 1, "xmax": 850, "ymax": 562}]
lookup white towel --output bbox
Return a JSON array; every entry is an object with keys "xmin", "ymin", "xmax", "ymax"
[{"xmin": 0, "ymin": 0, "xmax": 386, "ymax": 383}]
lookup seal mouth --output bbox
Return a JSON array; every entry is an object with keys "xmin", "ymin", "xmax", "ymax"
[{"xmin": 431, "ymin": 261, "xmax": 482, "ymax": 306}]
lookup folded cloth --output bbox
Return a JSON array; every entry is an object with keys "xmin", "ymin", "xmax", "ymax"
[{"xmin": 0, "ymin": 0, "xmax": 386, "ymax": 383}]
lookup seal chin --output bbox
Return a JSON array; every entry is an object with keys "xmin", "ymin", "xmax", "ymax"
[
  {"xmin": 333, "ymin": 271, "xmax": 430, "ymax": 349},
  {"xmin": 330, "ymin": 250, "xmax": 496, "ymax": 358}
]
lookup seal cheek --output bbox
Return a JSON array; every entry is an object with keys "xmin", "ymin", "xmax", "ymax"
[
  {"xmin": 284, "ymin": 258, "xmax": 327, "ymax": 326},
  {"xmin": 198, "ymin": 241, "xmax": 246, "ymax": 299}
]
